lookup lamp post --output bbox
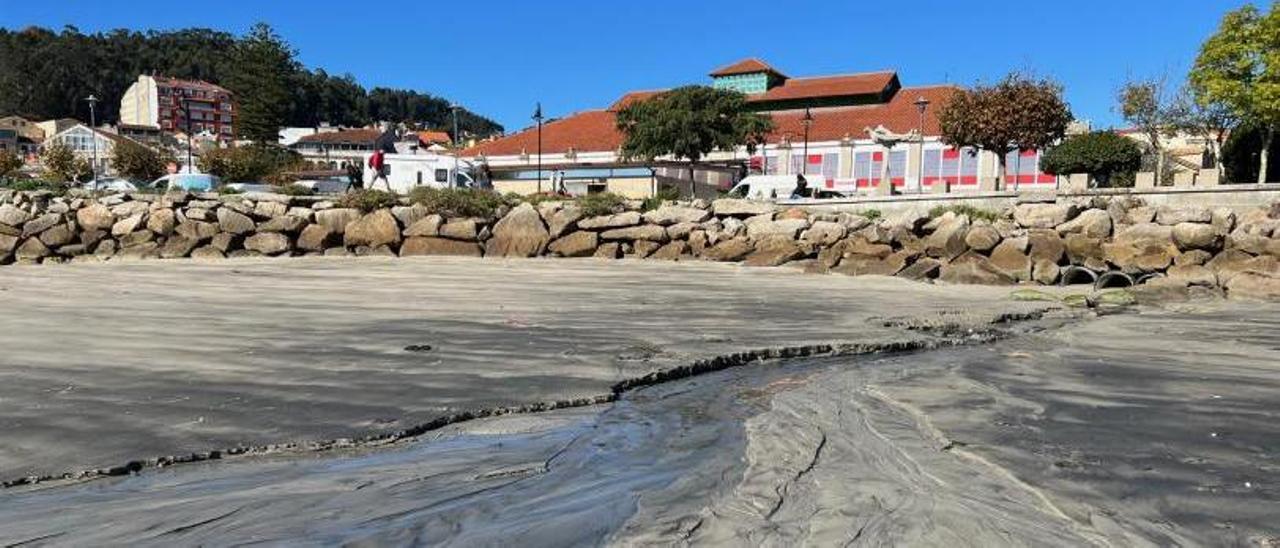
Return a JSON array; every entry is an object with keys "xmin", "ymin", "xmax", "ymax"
[
  {"xmin": 451, "ymin": 103, "xmax": 461, "ymax": 187},
  {"xmin": 913, "ymin": 96, "xmax": 930, "ymax": 193},
  {"xmin": 85, "ymin": 95, "xmax": 99, "ymax": 186},
  {"xmin": 532, "ymin": 102, "xmax": 544, "ymax": 194},
  {"xmin": 800, "ymin": 107, "xmax": 814, "ymax": 175}
]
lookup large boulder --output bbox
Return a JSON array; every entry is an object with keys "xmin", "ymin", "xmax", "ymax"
[
  {"xmin": 0, "ymin": 204, "xmax": 32, "ymax": 228},
  {"xmin": 650, "ymin": 240, "xmax": 690, "ymax": 260},
  {"xmin": 258, "ymin": 215, "xmax": 309, "ymax": 234},
  {"xmin": 600, "ymin": 224, "xmax": 669, "ymax": 242},
  {"xmin": 0, "ymin": 234, "xmax": 17, "ymax": 257},
  {"xmin": 38, "ymin": 224, "xmax": 74, "ymax": 247},
  {"xmin": 1165, "ymin": 264, "xmax": 1218, "ymax": 287},
  {"xmin": 439, "ymin": 218, "xmax": 481, "ymax": 241},
  {"xmin": 939, "ymin": 254, "xmax": 1016, "ymax": 285},
  {"xmin": 1013, "ymin": 203, "xmax": 1077, "ymax": 229},
  {"xmin": 989, "ymin": 237, "xmax": 1032, "ymax": 281},
  {"xmin": 924, "ymin": 217, "xmax": 970, "ymax": 260},
  {"xmin": 833, "ymin": 250, "xmax": 913, "ymax": 277},
  {"xmin": 546, "ymin": 205, "xmax": 584, "ymax": 238},
  {"xmin": 160, "ymin": 236, "xmax": 200, "ymax": 259},
  {"xmin": 146, "ymin": 208, "xmax": 178, "ymax": 235},
  {"xmin": 744, "ymin": 237, "xmax": 806, "ymax": 267},
  {"xmin": 643, "ymin": 205, "xmax": 711, "ymax": 226},
  {"xmin": 216, "ymin": 208, "xmax": 256, "ymax": 235},
  {"xmin": 75, "ymin": 203, "xmax": 115, "ymax": 231},
  {"xmin": 1027, "ymin": 230, "xmax": 1065, "ymax": 264},
  {"xmin": 314, "ymin": 208, "xmax": 362, "ymax": 234},
  {"xmin": 175, "ymin": 221, "xmax": 220, "ymax": 242},
  {"xmin": 244, "ymin": 232, "xmax": 293, "ymax": 255},
  {"xmin": 703, "ymin": 238, "xmax": 754, "ymax": 261},
  {"xmin": 711, "ymin": 199, "xmax": 774, "ymax": 217},
  {"xmin": 111, "ymin": 213, "xmax": 146, "ymax": 237},
  {"xmin": 1226, "ymin": 272, "xmax": 1280, "ymax": 300},
  {"xmin": 1064, "ymin": 234, "xmax": 1105, "ymax": 267},
  {"xmin": 665, "ymin": 222, "xmax": 699, "ymax": 240},
  {"xmin": 486, "ymin": 203, "xmax": 550, "ymax": 257},
  {"xmin": 548, "ymin": 231, "xmax": 599, "ymax": 257},
  {"xmin": 1156, "ymin": 206, "xmax": 1212, "ymax": 226},
  {"xmin": 1055, "ymin": 208, "xmax": 1112, "ymax": 238},
  {"xmin": 391, "ymin": 205, "xmax": 431, "ymax": 227},
  {"xmin": 799, "ymin": 221, "xmax": 847, "ymax": 247},
  {"xmin": 578, "ymin": 211, "xmax": 642, "ymax": 230},
  {"xmin": 746, "ymin": 218, "xmax": 809, "ymax": 240},
  {"xmin": 1171, "ymin": 222, "xmax": 1221, "ymax": 251},
  {"xmin": 1113, "ymin": 223, "xmax": 1175, "ymax": 249},
  {"xmin": 344, "ymin": 209, "xmax": 402, "ymax": 248},
  {"xmin": 297, "ymin": 224, "xmax": 338, "ymax": 251},
  {"xmin": 631, "ymin": 240, "xmax": 662, "ymax": 258},
  {"xmin": 22, "ymin": 213, "xmax": 62, "ymax": 238},
  {"xmin": 14, "ymin": 237, "xmax": 50, "ymax": 261},
  {"xmin": 897, "ymin": 257, "xmax": 943, "ymax": 281},
  {"xmin": 964, "ymin": 224, "xmax": 1002, "ymax": 252},
  {"xmin": 403, "ymin": 214, "xmax": 444, "ymax": 237},
  {"xmin": 400, "ymin": 237, "xmax": 483, "ymax": 257},
  {"xmin": 1031, "ymin": 259, "xmax": 1061, "ymax": 285}
]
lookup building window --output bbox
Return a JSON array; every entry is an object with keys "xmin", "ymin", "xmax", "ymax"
[{"xmin": 1004, "ymin": 149, "xmax": 1054, "ymax": 185}]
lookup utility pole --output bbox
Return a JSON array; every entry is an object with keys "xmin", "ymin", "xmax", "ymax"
[
  {"xmin": 85, "ymin": 95, "xmax": 99, "ymax": 187},
  {"xmin": 533, "ymin": 102, "xmax": 544, "ymax": 194}
]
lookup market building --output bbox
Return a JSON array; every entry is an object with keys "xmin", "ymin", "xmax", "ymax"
[{"xmin": 463, "ymin": 59, "xmax": 1060, "ymax": 198}]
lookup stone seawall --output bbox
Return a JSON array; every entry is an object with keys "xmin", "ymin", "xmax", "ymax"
[{"xmin": 1, "ymin": 189, "xmax": 1278, "ymax": 299}]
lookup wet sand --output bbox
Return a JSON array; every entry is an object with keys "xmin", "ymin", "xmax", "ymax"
[
  {"xmin": 0, "ymin": 257, "xmax": 1048, "ymax": 482},
  {"xmin": 1, "ymin": 259, "xmax": 1277, "ymax": 546}
]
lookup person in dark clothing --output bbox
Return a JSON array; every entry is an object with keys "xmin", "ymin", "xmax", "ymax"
[{"xmin": 790, "ymin": 174, "xmax": 809, "ymax": 199}]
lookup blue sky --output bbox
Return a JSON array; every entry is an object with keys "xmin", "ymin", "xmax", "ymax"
[{"xmin": 1, "ymin": 0, "xmax": 1249, "ymax": 132}]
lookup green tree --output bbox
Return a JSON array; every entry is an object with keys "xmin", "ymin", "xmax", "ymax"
[
  {"xmin": 198, "ymin": 144, "xmax": 300, "ymax": 182},
  {"xmin": 224, "ymin": 23, "xmax": 298, "ymax": 143},
  {"xmin": 1222, "ymin": 121, "xmax": 1280, "ymax": 183},
  {"xmin": 615, "ymin": 86, "xmax": 774, "ymax": 196},
  {"xmin": 0, "ymin": 151, "xmax": 23, "ymax": 180},
  {"xmin": 1168, "ymin": 85, "xmax": 1237, "ymax": 176},
  {"xmin": 110, "ymin": 139, "xmax": 170, "ymax": 181},
  {"xmin": 1040, "ymin": 131, "xmax": 1143, "ymax": 187},
  {"xmin": 1118, "ymin": 77, "xmax": 1177, "ymax": 183},
  {"xmin": 41, "ymin": 142, "xmax": 91, "ymax": 182},
  {"xmin": 1190, "ymin": 2, "xmax": 1280, "ymax": 184},
  {"xmin": 938, "ymin": 73, "xmax": 1073, "ymax": 188}
]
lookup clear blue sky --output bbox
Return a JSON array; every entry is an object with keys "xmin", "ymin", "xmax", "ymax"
[{"xmin": 2, "ymin": 0, "xmax": 1249, "ymax": 133}]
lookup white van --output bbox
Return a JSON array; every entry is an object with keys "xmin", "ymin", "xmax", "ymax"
[
  {"xmin": 726, "ymin": 174, "xmax": 832, "ymax": 200},
  {"xmin": 363, "ymin": 153, "xmax": 478, "ymax": 194}
]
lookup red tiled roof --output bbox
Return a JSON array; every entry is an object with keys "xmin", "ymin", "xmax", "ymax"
[
  {"xmin": 749, "ymin": 72, "xmax": 897, "ymax": 103},
  {"xmin": 295, "ymin": 128, "xmax": 383, "ymax": 145},
  {"xmin": 463, "ymin": 110, "xmax": 623, "ymax": 157},
  {"xmin": 462, "ymin": 86, "xmax": 959, "ymax": 157},
  {"xmin": 710, "ymin": 58, "xmax": 786, "ymax": 78},
  {"xmin": 766, "ymin": 85, "xmax": 958, "ymax": 142},
  {"xmin": 418, "ymin": 130, "xmax": 452, "ymax": 144},
  {"xmin": 608, "ymin": 90, "xmax": 668, "ymax": 111}
]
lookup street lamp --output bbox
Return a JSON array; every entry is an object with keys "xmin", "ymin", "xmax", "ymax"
[
  {"xmin": 914, "ymin": 96, "xmax": 930, "ymax": 193},
  {"xmin": 450, "ymin": 103, "xmax": 461, "ymax": 187},
  {"xmin": 85, "ymin": 95, "xmax": 99, "ymax": 187},
  {"xmin": 532, "ymin": 102, "xmax": 544, "ymax": 194},
  {"xmin": 800, "ymin": 107, "xmax": 814, "ymax": 175}
]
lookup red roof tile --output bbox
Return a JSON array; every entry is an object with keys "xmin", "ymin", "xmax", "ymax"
[
  {"xmin": 462, "ymin": 86, "xmax": 959, "ymax": 158},
  {"xmin": 749, "ymin": 72, "xmax": 897, "ymax": 103},
  {"xmin": 418, "ymin": 130, "xmax": 452, "ymax": 144},
  {"xmin": 608, "ymin": 90, "xmax": 668, "ymax": 111},
  {"xmin": 153, "ymin": 76, "xmax": 232, "ymax": 95},
  {"xmin": 765, "ymin": 85, "xmax": 958, "ymax": 142},
  {"xmin": 710, "ymin": 58, "xmax": 786, "ymax": 78}
]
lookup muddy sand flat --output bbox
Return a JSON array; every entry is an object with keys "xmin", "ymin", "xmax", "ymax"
[{"xmin": 0, "ymin": 257, "xmax": 1045, "ymax": 482}]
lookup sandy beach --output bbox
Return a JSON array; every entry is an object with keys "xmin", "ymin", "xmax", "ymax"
[{"xmin": 0, "ymin": 258, "xmax": 1276, "ymax": 546}]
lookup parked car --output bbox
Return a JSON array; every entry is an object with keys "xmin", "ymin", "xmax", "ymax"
[
  {"xmin": 149, "ymin": 173, "xmax": 220, "ymax": 192},
  {"xmin": 291, "ymin": 178, "xmax": 351, "ymax": 194},
  {"xmin": 726, "ymin": 174, "xmax": 833, "ymax": 200},
  {"xmin": 86, "ymin": 177, "xmax": 140, "ymax": 192},
  {"xmin": 220, "ymin": 182, "xmax": 276, "ymax": 193}
]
